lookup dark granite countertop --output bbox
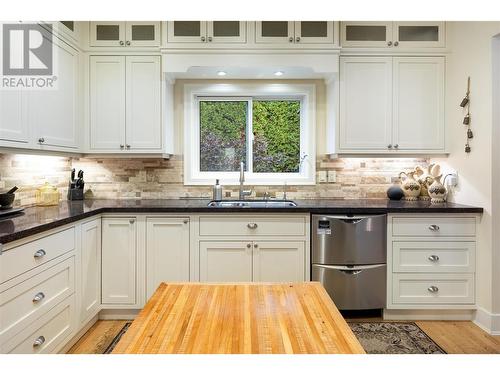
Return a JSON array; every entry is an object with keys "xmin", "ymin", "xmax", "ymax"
[{"xmin": 0, "ymin": 199, "xmax": 483, "ymax": 246}]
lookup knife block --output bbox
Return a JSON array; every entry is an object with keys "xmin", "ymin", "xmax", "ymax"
[{"xmin": 67, "ymin": 188, "xmax": 84, "ymax": 201}]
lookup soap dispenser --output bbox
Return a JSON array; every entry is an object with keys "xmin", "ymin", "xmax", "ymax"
[{"xmin": 213, "ymin": 179, "xmax": 223, "ymax": 201}]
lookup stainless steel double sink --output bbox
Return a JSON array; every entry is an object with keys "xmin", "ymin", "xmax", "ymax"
[{"xmin": 207, "ymin": 200, "xmax": 298, "ymax": 208}]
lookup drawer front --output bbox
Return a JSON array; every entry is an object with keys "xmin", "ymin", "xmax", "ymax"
[
  {"xmin": 0, "ymin": 257, "xmax": 74, "ymax": 342},
  {"xmin": 393, "ymin": 241, "xmax": 475, "ymax": 273},
  {"xmin": 1, "ymin": 227, "xmax": 75, "ymax": 284},
  {"xmin": 392, "ymin": 217, "xmax": 476, "ymax": 237},
  {"xmin": 199, "ymin": 215, "xmax": 306, "ymax": 237},
  {"xmin": 1, "ymin": 295, "xmax": 75, "ymax": 354},
  {"xmin": 392, "ymin": 273, "xmax": 474, "ymax": 305}
]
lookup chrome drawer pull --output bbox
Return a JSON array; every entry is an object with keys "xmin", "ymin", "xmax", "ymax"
[
  {"xmin": 247, "ymin": 223, "xmax": 258, "ymax": 229},
  {"xmin": 428, "ymin": 225, "xmax": 440, "ymax": 231},
  {"xmin": 33, "ymin": 336, "xmax": 45, "ymax": 347},
  {"xmin": 32, "ymin": 292, "xmax": 45, "ymax": 303},
  {"xmin": 428, "ymin": 286, "xmax": 439, "ymax": 293},
  {"xmin": 428, "ymin": 255, "xmax": 440, "ymax": 262},
  {"xmin": 34, "ymin": 249, "xmax": 46, "ymax": 258}
]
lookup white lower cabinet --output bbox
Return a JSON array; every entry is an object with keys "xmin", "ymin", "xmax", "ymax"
[
  {"xmin": 199, "ymin": 241, "xmax": 253, "ymax": 282},
  {"xmin": 387, "ymin": 214, "xmax": 478, "ymax": 310},
  {"xmin": 146, "ymin": 217, "xmax": 190, "ymax": 298},
  {"xmin": 253, "ymin": 241, "xmax": 305, "ymax": 282},
  {"xmin": 101, "ymin": 218, "xmax": 137, "ymax": 305},
  {"xmin": 79, "ymin": 219, "xmax": 101, "ymax": 325},
  {"xmin": 198, "ymin": 214, "xmax": 310, "ymax": 283}
]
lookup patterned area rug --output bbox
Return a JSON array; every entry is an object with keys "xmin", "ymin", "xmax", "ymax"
[
  {"xmin": 349, "ymin": 322, "xmax": 446, "ymax": 354},
  {"xmin": 104, "ymin": 322, "xmax": 131, "ymax": 354}
]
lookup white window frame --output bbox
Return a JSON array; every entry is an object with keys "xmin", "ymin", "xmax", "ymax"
[{"xmin": 184, "ymin": 83, "xmax": 316, "ymax": 185}]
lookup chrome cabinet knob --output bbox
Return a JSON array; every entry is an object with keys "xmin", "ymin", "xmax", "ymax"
[
  {"xmin": 247, "ymin": 223, "xmax": 258, "ymax": 229},
  {"xmin": 183, "ymin": 219, "xmax": 188, "ymax": 224},
  {"xmin": 288, "ymin": 37, "xmax": 294, "ymax": 42},
  {"xmin": 394, "ymin": 144, "xmax": 399, "ymax": 149},
  {"xmin": 394, "ymin": 41, "xmax": 399, "ymax": 46},
  {"xmin": 201, "ymin": 36, "xmax": 206, "ymax": 42},
  {"xmin": 428, "ymin": 224, "xmax": 440, "ymax": 231},
  {"xmin": 120, "ymin": 144, "xmax": 125, "ymax": 149},
  {"xmin": 246, "ymin": 243, "xmax": 252, "ymax": 248},
  {"xmin": 428, "ymin": 255, "xmax": 440, "ymax": 262},
  {"xmin": 119, "ymin": 40, "xmax": 124, "ymax": 46},
  {"xmin": 33, "ymin": 292, "xmax": 45, "ymax": 303},
  {"xmin": 126, "ymin": 144, "xmax": 131, "ymax": 149},
  {"xmin": 208, "ymin": 36, "xmax": 213, "ymax": 42},
  {"xmin": 129, "ymin": 219, "xmax": 135, "ymax": 224},
  {"xmin": 34, "ymin": 249, "xmax": 46, "ymax": 258},
  {"xmin": 427, "ymin": 286, "xmax": 439, "ymax": 293},
  {"xmin": 33, "ymin": 336, "xmax": 45, "ymax": 347},
  {"xmin": 38, "ymin": 138, "xmax": 45, "ymax": 144},
  {"xmin": 295, "ymin": 37, "xmax": 301, "ymax": 42},
  {"xmin": 387, "ymin": 41, "xmax": 393, "ymax": 46},
  {"xmin": 126, "ymin": 40, "xmax": 131, "ymax": 46},
  {"xmin": 253, "ymin": 243, "xmax": 258, "ymax": 248},
  {"xmin": 387, "ymin": 144, "xmax": 393, "ymax": 149}
]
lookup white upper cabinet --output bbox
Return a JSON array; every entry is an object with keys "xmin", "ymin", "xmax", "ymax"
[
  {"xmin": 90, "ymin": 55, "xmax": 161, "ymax": 152},
  {"xmin": 256, "ymin": 21, "xmax": 336, "ymax": 45},
  {"xmin": 167, "ymin": 21, "xmax": 246, "ymax": 44},
  {"xmin": 0, "ymin": 90, "xmax": 28, "ymax": 144},
  {"xmin": 28, "ymin": 37, "xmax": 79, "ymax": 149},
  {"xmin": 101, "ymin": 218, "xmax": 137, "ymax": 305},
  {"xmin": 339, "ymin": 56, "xmax": 393, "ymax": 150},
  {"xmin": 90, "ymin": 56, "xmax": 126, "ymax": 151},
  {"xmin": 146, "ymin": 218, "xmax": 190, "ymax": 299},
  {"xmin": 392, "ymin": 57, "xmax": 445, "ymax": 151},
  {"xmin": 90, "ymin": 22, "xmax": 160, "ymax": 47},
  {"xmin": 125, "ymin": 56, "xmax": 162, "ymax": 150},
  {"xmin": 339, "ymin": 56, "xmax": 445, "ymax": 153},
  {"xmin": 341, "ymin": 21, "xmax": 445, "ymax": 48}
]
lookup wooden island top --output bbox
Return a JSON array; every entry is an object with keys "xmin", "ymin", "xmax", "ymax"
[{"xmin": 112, "ymin": 282, "xmax": 365, "ymax": 354}]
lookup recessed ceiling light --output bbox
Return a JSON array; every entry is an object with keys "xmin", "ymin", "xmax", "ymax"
[
  {"xmin": 274, "ymin": 71, "xmax": 284, "ymax": 76},
  {"xmin": 217, "ymin": 71, "xmax": 227, "ymax": 76}
]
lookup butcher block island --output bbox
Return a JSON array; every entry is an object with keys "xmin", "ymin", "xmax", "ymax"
[{"xmin": 112, "ymin": 282, "xmax": 365, "ymax": 354}]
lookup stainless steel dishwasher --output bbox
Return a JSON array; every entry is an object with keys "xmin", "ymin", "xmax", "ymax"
[{"xmin": 311, "ymin": 214, "xmax": 387, "ymax": 310}]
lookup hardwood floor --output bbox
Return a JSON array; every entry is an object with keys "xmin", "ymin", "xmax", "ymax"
[
  {"xmin": 67, "ymin": 319, "xmax": 500, "ymax": 354},
  {"xmin": 67, "ymin": 320, "xmax": 132, "ymax": 354}
]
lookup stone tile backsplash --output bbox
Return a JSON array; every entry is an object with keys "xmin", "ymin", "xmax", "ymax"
[{"xmin": 0, "ymin": 153, "xmax": 428, "ymax": 206}]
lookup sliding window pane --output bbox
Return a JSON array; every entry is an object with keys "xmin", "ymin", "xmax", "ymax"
[
  {"xmin": 200, "ymin": 101, "xmax": 247, "ymax": 172},
  {"xmin": 252, "ymin": 100, "xmax": 301, "ymax": 173}
]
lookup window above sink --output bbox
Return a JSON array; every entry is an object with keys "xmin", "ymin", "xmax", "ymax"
[{"xmin": 184, "ymin": 83, "xmax": 316, "ymax": 185}]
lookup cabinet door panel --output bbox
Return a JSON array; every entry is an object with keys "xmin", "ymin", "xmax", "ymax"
[
  {"xmin": 101, "ymin": 218, "xmax": 136, "ymax": 305},
  {"xmin": 146, "ymin": 218, "xmax": 190, "ymax": 298},
  {"xmin": 125, "ymin": 56, "xmax": 161, "ymax": 150},
  {"xmin": 295, "ymin": 21, "xmax": 334, "ymax": 44},
  {"xmin": 167, "ymin": 21, "xmax": 207, "ymax": 43},
  {"xmin": 253, "ymin": 242, "xmax": 305, "ymax": 282},
  {"xmin": 90, "ymin": 56, "xmax": 126, "ymax": 151},
  {"xmin": 255, "ymin": 21, "xmax": 294, "ymax": 44},
  {"xmin": 339, "ymin": 57, "xmax": 393, "ymax": 150},
  {"xmin": 341, "ymin": 22, "xmax": 392, "ymax": 47},
  {"xmin": 393, "ymin": 57, "xmax": 445, "ymax": 151},
  {"xmin": 199, "ymin": 242, "xmax": 252, "ymax": 282},
  {"xmin": 394, "ymin": 22, "xmax": 445, "ymax": 48},
  {"xmin": 207, "ymin": 21, "xmax": 246, "ymax": 43},
  {"xmin": 0, "ymin": 90, "xmax": 28, "ymax": 144},
  {"xmin": 90, "ymin": 22, "xmax": 125, "ymax": 47},
  {"xmin": 80, "ymin": 219, "xmax": 101, "ymax": 325},
  {"xmin": 28, "ymin": 37, "xmax": 78, "ymax": 149},
  {"xmin": 126, "ymin": 22, "xmax": 160, "ymax": 47}
]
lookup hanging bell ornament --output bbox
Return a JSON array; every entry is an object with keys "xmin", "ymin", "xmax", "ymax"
[
  {"xmin": 465, "ymin": 143, "xmax": 471, "ymax": 153},
  {"xmin": 467, "ymin": 128, "xmax": 474, "ymax": 139}
]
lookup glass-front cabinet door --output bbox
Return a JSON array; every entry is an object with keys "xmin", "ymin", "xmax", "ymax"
[
  {"xmin": 341, "ymin": 22, "xmax": 392, "ymax": 47},
  {"xmin": 125, "ymin": 22, "xmax": 160, "ymax": 47},
  {"xmin": 294, "ymin": 21, "xmax": 334, "ymax": 44},
  {"xmin": 394, "ymin": 22, "xmax": 445, "ymax": 48},
  {"xmin": 255, "ymin": 21, "xmax": 294, "ymax": 44},
  {"xmin": 90, "ymin": 21, "xmax": 125, "ymax": 47},
  {"xmin": 167, "ymin": 21, "xmax": 207, "ymax": 43},
  {"xmin": 207, "ymin": 21, "xmax": 246, "ymax": 43}
]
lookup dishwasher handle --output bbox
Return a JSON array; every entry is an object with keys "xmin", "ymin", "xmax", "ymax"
[{"xmin": 313, "ymin": 264, "xmax": 385, "ymax": 275}]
